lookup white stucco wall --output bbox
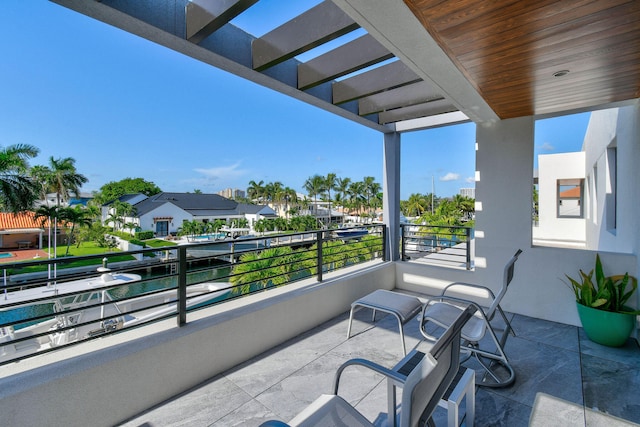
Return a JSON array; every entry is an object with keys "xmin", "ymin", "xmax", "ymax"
[
  {"xmin": 583, "ymin": 106, "xmax": 639, "ymax": 254},
  {"xmin": 393, "ymin": 116, "xmax": 638, "ymax": 327},
  {"xmin": 139, "ymin": 202, "xmax": 191, "ymax": 235},
  {"xmin": 0, "ymin": 262, "xmax": 394, "ymax": 427},
  {"xmin": 535, "ymin": 152, "xmax": 586, "ymax": 246}
]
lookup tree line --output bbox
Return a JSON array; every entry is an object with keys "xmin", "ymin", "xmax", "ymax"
[
  {"xmin": 246, "ymin": 174, "xmax": 382, "ymax": 221},
  {"xmin": 0, "ymin": 143, "xmax": 474, "ymax": 251}
]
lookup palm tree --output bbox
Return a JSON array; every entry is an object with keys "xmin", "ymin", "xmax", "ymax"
[
  {"xmin": 347, "ymin": 181, "xmax": 365, "ymax": 218},
  {"xmin": 123, "ymin": 222, "xmax": 139, "ymax": 236},
  {"xmin": 107, "ymin": 201, "xmax": 135, "ymax": 231},
  {"xmin": 366, "ymin": 180, "xmax": 381, "ymax": 220},
  {"xmin": 29, "ymin": 164, "xmax": 53, "ymax": 203},
  {"xmin": 83, "ymin": 204, "xmax": 102, "ymax": 222},
  {"xmin": 268, "ymin": 181, "xmax": 285, "ymax": 214},
  {"xmin": 303, "ymin": 174, "xmax": 326, "ymax": 215},
  {"xmin": 324, "ymin": 173, "xmax": 337, "ymax": 203},
  {"xmin": 34, "ymin": 205, "xmax": 60, "ymax": 254},
  {"xmin": 362, "ymin": 176, "xmax": 378, "ymax": 218},
  {"xmin": 404, "ymin": 193, "xmax": 428, "ymax": 217},
  {"xmin": 282, "ymin": 187, "xmax": 297, "ymax": 219},
  {"xmin": 452, "ymin": 194, "xmax": 475, "ymax": 220},
  {"xmin": 230, "ymin": 246, "xmax": 295, "ymax": 295},
  {"xmin": 247, "ymin": 180, "xmax": 265, "ymax": 202},
  {"xmin": 58, "ymin": 206, "xmax": 93, "ymax": 256},
  {"xmin": 48, "ymin": 156, "xmax": 88, "ymax": 206},
  {"xmin": 0, "ymin": 143, "xmax": 39, "ymax": 212},
  {"xmin": 336, "ymin": 177, "xmax": 351, "ymax": 210}
]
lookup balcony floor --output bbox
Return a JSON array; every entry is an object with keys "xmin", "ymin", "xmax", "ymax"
[{"xmin": 118, "ymin": 305, "xmax": 640, "ymax": 427}]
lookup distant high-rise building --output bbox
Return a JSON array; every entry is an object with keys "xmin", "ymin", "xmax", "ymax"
[
  {"xmin": 459, "ymin": 188, "xmax": 475, "ymax": 199},
  {"xmin": 217, "ymin": 188, "xmax": 245, "ymax": 200}
]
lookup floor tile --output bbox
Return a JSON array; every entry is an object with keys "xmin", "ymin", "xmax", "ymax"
[
  {"xmin": 115, "ymin": 307, "xmax": 640, "ymax": 427},
  {"xmin": 582, "ymin": 353, "xmax": 640, "ymax": 424}
]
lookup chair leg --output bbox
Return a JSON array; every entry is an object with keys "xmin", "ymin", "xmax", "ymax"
[
  {"xmin": 347, "ymin": 305, "xmax": 356, "ymax": 339},
  {"xmin": 466, "ymin": 324, "xmax": 516, "ymax": 388},
  {"xmin": 394, "ymin": 313, "xmax": 408, "ymax": 357},
  {"xmin": 473, "ymin": 353, "xmax": 515, "ymax": 388}
]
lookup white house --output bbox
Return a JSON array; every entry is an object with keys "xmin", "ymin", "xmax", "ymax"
[
  {"xmin": 534, "ymin": 107, "xmax": 634, "ymax": 252},
  {"xmin": 102, "ymin": 192, "xmax": 277, "ymax": 237}
]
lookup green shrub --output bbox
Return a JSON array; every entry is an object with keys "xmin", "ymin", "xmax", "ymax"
[
  {"xmin": 136, "ymin": 230, "xmax": 154, "ymax": 240},
  {"xmin": 129, "ymin": 239, "xmax": 145, "ymax": 247}
]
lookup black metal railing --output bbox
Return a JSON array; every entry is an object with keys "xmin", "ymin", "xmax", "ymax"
[
  {"xmin": 400, "ymin": 223, "xmax": 472, "ymax": 269},
  {"xmin": 0, "ymin": 224, "xmax": 385, "ymax": 365}
]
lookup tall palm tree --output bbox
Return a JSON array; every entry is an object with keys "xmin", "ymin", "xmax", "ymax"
[
  {"xmin": 58, "ymin": 206, "xmax": 93, "ymax": 256},
  {"xmin": 34, "ymin": 205, "xmax": 60, "ymax": 280},
  {"xmin": 362, "ymin": 176, "xmax": 377, "ymax": 215},
  {"xmin": 48, "ymin": 156, "xmax": 88, "ymax": 206},
  {"xmin": 347, "ymin": 181, "xmax": 365, "ymax": 217},
  {"xmin": 404, "ymin": 193, "xmax": 428, "ymax": 217},
  {"xmin": 29, "ymin": 164, "xmax": 53, "ymax": 203},
  {"xmin": 366, "ymin": 180, "xmax": 381, "ymax": 220},
  {"xmin": 303, "ymin": 174, "xmax": 326, "ymax": 215},
  {"xmin": 0, "ymin": 143, "xmax": 39, "ymax": 212},
  {"xmin": 324, "ymin": 173, "xmax": 337, "ymax": 222},
  {"xmin": 268, "ymin": 181, "xmax": 285, "ymax": 214},
  {"xmin": 247, "ymin": 180, "xmax": 265, "ymax": 202},
  {"xmin": 282, "ymin": 187, "xmax": 297, "ymax": 219},
  {"xmin": 336, "ymin": 177, "xmax": 351, "ymax": 209}
]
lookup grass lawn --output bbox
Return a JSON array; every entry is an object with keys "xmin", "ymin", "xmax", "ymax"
[
  {"xmin": 144, "ymin": 239, "xmax": 178, "ymax": 248},
  {"xmin": 48, "ymin": 242, "xmax": 133, "ymax": 258},
  {"xmin": 12, "ymin": 242, "xmax": 136, "ymax": 274}
]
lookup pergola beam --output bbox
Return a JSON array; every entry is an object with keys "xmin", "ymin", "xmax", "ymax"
[
  {"xmin": 358, "ymin": 81, "xmax": 443, "ymax": 116},
  {"xmin": 186, "ymin": 0, "xmax": 258, "ymax": 44},
  {"xmin": 332, "ymin": 60, "xmax": 422, "ymax": 105},
  {"xmin": 252, "ymin": 0, "xmax": 359, "ymax": 72},
  {"xmin": 378, "ymin": 98, "xmax": 457, "ymax": 124},
  {"xmin": 298, "ymin": 34, "xmax": 392, "ymax": 91}
]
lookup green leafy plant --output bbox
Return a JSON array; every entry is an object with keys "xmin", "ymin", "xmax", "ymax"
[{"xmin": 565, "ymin": 254, "xmax": 640, "ymax": 314}]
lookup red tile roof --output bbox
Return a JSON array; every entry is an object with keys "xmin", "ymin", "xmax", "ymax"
[
  {"xmin": 559, "ymin": 187, "xmax": 581, "ymax": 198},
  {"xmin": 0, "ymin": 211, "xmax": 52, "ymax": 230}
]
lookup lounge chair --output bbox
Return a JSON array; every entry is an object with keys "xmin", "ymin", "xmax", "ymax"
[
  {"xmin": 260, "ymin": 305, "xmax": 477, "ymax": 427},
  {"xmin": 419, "ymin": 249, "xmax": 522, "ymax": 388}
]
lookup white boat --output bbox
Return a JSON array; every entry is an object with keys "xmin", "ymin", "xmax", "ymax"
[
  {"xmin": 332, "ymin": 226, "xmax": 369, "ymax": 239},
  {"xmin": 404, "ymin": 238, "xmax": 436, "ymax": 253},
  {"xmin": 0, "ymin": 270, "xmax": 231, "ymax": 363}
]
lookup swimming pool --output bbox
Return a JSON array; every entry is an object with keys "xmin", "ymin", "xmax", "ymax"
[
  {"xmin": 0, "ymin": 252, "xmax": 14, "ymax": 259},
  {"xmin": 192, "ymin": 233, "xmax": 227, "ymax": 241}
]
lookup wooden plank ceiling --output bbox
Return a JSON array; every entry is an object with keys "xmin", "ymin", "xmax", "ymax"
[{"xmin": 403, "ymin": 0, "xmax": 640, "ymax": 119}]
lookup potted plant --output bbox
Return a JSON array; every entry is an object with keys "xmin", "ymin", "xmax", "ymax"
[{"xmin": 565, "ymin": 254, "xmax": 639, "ymax": 347}]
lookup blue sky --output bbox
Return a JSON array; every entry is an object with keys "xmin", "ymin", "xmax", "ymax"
[{"xmin": 0, "ymin": 1, "xmax": 590, "ymax": 199}]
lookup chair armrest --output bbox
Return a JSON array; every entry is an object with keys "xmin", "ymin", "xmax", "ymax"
[
  {"xmin": 333, "ymin": 358, "xmax": 407, "ymax": 394},
  {"xmin": 421, "ymin": 296, "xmax": 492, "ymax": 324},
  {"xmin": 442, "ymin": 282, "xmax": 497, "ymax": 301},
  {"xmin": 259, "ymin": 420, "xmax": 292, "ymax": 427}
]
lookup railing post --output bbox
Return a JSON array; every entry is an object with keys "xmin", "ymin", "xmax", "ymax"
[
  {"xmin": 466, "ymin": 227, "xmax": 471, "ymax": 270},
  {"xmin": 399, "ymin": 224, "xmax": 405, "ymax": 261},
  {"xmin": 382, "ymin": 225, "xmax": 388, "ymax": 261},
  {"xmin": 178, "ymin": 245, "xmax": 187, "ymax": 326},
  {"xmin": 316, "ymin": 230, "xmax": 323, "ymax": 282}
]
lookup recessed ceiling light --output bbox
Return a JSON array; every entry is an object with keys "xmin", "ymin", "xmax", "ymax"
[{"xmin": 552, "ymin": 70, "xmax": 570, "ymax": 77}]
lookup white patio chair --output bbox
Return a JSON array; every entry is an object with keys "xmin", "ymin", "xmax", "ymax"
[
  {"xmin": 419, "ymin": 249, "xmax": 522, "ymax": 388},
  {"xmin": 260, "ymin": 305, "xmax": 477, "ymax": 427}
]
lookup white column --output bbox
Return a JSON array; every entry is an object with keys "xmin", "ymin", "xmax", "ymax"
[
  {"xmin": 383, "ymin": 132, "xmax": 401, "ymax": 261},
  {"xmin": 475, "ymin": 117, "xmax": 534, "ymax": 259}
]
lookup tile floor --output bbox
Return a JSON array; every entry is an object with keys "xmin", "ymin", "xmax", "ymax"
[{"xmin": 118, "ymin": 305, "xmax": 640, "ymax": 427}]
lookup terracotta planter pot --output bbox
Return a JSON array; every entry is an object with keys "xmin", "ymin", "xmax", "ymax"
[{"xmin": 576, "ymin": 303, "xmax": 636, "ymax": 347}]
